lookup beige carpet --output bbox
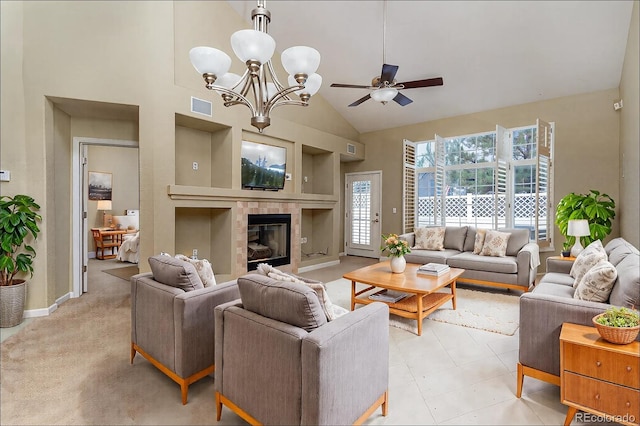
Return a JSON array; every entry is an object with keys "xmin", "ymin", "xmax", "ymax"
[
  {"xmin": 102, "ymin": 264, "xmax": 139, "ymax": 281},
  {"xmin": 324, "ymin": 278, "xmax": 520, "ymax": 336}
]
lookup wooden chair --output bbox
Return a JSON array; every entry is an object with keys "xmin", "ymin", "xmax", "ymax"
[{"xmin": 92, "ymin": 229, "xmax": 120, "ymax": 260}]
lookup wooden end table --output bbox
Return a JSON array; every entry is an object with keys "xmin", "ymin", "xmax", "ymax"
[
  {"xmin": 343, "ymin": 261, "xmax": 464, "ymax": 336},
  {"xmin": 560, "ymin": 322, "xmax": 640, "ymax": 426}
]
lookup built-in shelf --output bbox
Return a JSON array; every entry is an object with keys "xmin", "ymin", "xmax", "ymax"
[
  {"xmin": 300, "ymin": 207, "xmax": 334, "ymax": 268},
  {"xmin": 302, "ymin": 145, "xmax": 334, "ymax": 195}
]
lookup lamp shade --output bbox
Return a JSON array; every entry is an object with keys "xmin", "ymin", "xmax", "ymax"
[
  {"xmin": 567, "ymin": 219, "xmax": 590, "ymax": 237},
  {"xmin": 281, "ymin": 46, "xmax": 321, "ymax": 77},
  {"xmin": 288, "ymin": 73, "xmax": 322, "ymax": 96},
  {"xmin": 231, "ymin": 29, "xmax": 275, "ymax": 64},
  {"xmin": 189, "ymin": 46, "xmax": 232, "ymax": 77},
  {"xmin": 97, "ymin": 200, "xmax": 112, "ymax": 211},
  {"xmin": 370, "ymin": 87, "xmax": 398, "ymax": 103},
  {"xmin": 214, "ymin": 72, "xmax": 242, "ymax": 95}
]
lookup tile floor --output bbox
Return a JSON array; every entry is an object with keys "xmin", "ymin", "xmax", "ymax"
[{"xmin": 1, "ymin": 256, "xmax": 597, "ymax": 425}]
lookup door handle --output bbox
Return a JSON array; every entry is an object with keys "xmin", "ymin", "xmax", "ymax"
[{"xmin": 371, "ymin": 218, "xmax": 379, "ymax": 223}]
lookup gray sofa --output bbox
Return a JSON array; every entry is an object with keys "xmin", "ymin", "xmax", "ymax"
[
  {"xmin": 517, "ymin": 237, "xmax": 640, "ymax": 396},
  {"xmin": 400, "ymin": 227, "xmax": 539, "ymax": 291},
  {"xmin": 214, "ymin": 273, "xmax": 389, "ymax": 425},
  {"xmin": 130, "ymin": 255, "xmax": 240, "ymax": 404}
]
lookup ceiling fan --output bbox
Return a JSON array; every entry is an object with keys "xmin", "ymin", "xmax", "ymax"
[{"xmin": 330, "ymin": 1, "xmax": 444, "ymax": 107}]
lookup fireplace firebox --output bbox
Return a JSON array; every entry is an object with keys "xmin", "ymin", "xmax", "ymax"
[{"xmin": 247, "ymin": 214, "xmax": 291, "ymax": 270}]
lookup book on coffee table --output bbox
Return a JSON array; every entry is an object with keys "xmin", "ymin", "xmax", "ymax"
[
  {"xmin": 417, "ymin": 263, "xmax": 450, "ymax": 276},
  {"xmin": 368, "ymin": 289, "xmax": 409, "ymax": 303}
]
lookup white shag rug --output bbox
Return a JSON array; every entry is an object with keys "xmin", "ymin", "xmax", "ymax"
[{"xmin": 324, "ymin": 278, "xmax": 520, "ymax": 336}]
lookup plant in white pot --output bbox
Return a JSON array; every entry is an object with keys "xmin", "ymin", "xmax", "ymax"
[{"xmin": 0, "ymin": 195, "xmax": 42, "ymax": 328}]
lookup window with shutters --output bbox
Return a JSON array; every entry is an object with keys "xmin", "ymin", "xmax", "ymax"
[{"xmin": 403, "ymin": 119, "xmax": 554, "ymax": 247}]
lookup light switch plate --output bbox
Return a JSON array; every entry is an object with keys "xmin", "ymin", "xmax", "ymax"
[{"xmin": 0, "ymin": 170, "xmax": 10, "ymax": 182}]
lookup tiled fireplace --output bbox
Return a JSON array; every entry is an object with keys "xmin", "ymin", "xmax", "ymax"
[{"xmin": 236, "ymin": 202, "xmax": 300, "ymax": 274}]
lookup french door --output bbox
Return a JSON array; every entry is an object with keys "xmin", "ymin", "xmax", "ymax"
[{"xmin": 345, "ymin": 171, "xmax": 382, "ymax": 258}]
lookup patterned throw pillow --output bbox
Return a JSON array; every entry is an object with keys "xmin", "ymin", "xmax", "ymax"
[
  {"xmin": 570, "ymin": 240, "xmax": 607, "ymax": 287},
  {"xmin": 175, "ymin": 254, "xmax": 217, "ymax": 287},
  {"xmin": 414, "ymin": 227, "xmax": 446, "ymax": 251},
  {"xmin": 480, "ymin": 230, "xmax": 511, "ymax": 257},
  {"xmin": 473, "ymin": 229, "xmax": 487, "ymax": 254},
  {"xmin": 573, "ymin": 260, "xmax": 618, "ymax": 302}
]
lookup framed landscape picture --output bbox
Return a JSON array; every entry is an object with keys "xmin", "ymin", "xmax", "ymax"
[{"xmin": 88, "ymin": 171, "xmax": 112, "ymax": 200}]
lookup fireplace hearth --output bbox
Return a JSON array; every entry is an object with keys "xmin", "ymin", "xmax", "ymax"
[{"xmin": 247, "ymin": 214, "xmax": 291, "ymax": 270}]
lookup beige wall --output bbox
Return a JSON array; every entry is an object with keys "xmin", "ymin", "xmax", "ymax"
[
  {"xmin": 346, "ymin": 88, "xmax": 623, "ymax": 268},
  {"xmin": 619, "ymin": 0, "xmax": 640, "ymax": 248}
]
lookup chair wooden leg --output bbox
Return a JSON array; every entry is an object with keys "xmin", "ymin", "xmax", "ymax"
[
  {"xmin": 181, "ymin": 381, "xmax": 188, "ymax": 405},
  {"xmin": 216, "ymin": 391, "xmax": 222, "ymax": 421},
  {"xmin": 381, "ymin": 390, "xmax": 388, "ymax": 416},
  {"xmin": 130, "ymin": 343, "xmax": 136, "ymax": 364},
  {"xmin": 516, "ymin": 362, "xmax": 524, "ymax": 398}
]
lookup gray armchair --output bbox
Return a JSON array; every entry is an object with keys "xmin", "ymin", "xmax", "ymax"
[
  {"xmin": 130, "ymin": 255, "xmax": 240, "ymax": 404},
  {"xmin": 214, "ymin": 274, "xmax": 389, "ymax": 425}
]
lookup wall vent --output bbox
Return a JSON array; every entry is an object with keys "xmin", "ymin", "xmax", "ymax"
[
  {"xmin": 347, "ymin": 143, "xmax": 356, "ymax": 155},
  {"xmin": 191, "ymin": 96, "xmax": 212, "ymax": 117}
]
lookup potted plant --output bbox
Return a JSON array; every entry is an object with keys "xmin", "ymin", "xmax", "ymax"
[
  {"xmin": 0, "ymin": 195, "xmax": 42, "ymax": 328},
  {"xmin": 381, "ymin": 233, "xmax": 411, "ymax": 273},
  {"xmin": 593, "ymin": 306, "xmax": 640, "ymax": 345},
  {"xmin": 555, "ymin": 189, "xmax": 616, "ymax": 250},
  {"xmin": 561, "ymin": 241, "xmax": 572, "ymax": 258}
]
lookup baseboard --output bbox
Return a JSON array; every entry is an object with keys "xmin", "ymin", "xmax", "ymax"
[
  {"xmin": 88, "ymin": 251, "xmax": 96, "ymax": 259},
  {"xmin": 298, "ymin": 259, "xmax": 340, "ymax": 273},
  {"xmin": 23, "ymin": 292, "xmax": 73, "ymax": 318}
]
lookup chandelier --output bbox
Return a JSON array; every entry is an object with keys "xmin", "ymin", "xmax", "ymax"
[{"xmin": 189, "ymin": 1, "xmax": 322, "ymax": 133}]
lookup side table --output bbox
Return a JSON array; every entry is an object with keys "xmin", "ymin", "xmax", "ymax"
[{"xmin": 560, "ymin": 322, "xmax": 639, "ymax": 426}]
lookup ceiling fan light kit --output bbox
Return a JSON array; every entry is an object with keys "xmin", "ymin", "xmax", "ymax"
[
  {"xmin": 189, "ymin": 1, "xmax": 321, "ymax": 132},
  {"xmin": 370, "ymin": 87, "xmax": 398, "ymax": 104}
]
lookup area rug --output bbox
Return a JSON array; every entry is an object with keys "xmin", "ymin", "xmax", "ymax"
[
  {"xmin": 324, "ymin": 278, "xmax": 520, "ymax": 336},
  {"xmin": 102, "ymin": 265, "xmax": 139, "ymax": 281}
]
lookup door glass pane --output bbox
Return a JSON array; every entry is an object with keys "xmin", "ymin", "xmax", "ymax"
[{"xmin": 351, "ymin": 180, "xmax": 371, "ymax": 245}]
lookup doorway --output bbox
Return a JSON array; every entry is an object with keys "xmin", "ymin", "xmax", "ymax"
[
  {"xmin": 72, "ymin": 137, "xmax": 139, "ymax": 297},
  {"xmin": 344, "ymin": 171, "xmax": 382, "ymax": 258}
]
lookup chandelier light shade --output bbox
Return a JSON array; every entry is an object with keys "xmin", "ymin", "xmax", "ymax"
[
  {"xmin": 370, "ymin": 87, "xmax": 398, "ymax": 104},
  {"xmin": 190, "ymin": 0, "xmax": 322, "ymax": 132}
]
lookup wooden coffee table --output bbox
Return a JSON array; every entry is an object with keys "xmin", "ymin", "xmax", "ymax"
[{"xmin": 343, "ymin": 261, "xmax": 464, "ymax": 336}]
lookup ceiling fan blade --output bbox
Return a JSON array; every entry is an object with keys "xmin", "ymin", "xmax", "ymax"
[
  {"xmin": 331, "ymin": 83, "xmax": 371, "ymax": 89},
  {"xmin": 380, "ymin": 64, "xmax": 399, "ymax": 85},
  {"xmin": 398, "ymin": 77, "xmax": 444, "ymax": 89},
  {"xmin": 393, "ymin": 92, "xmax": 413, "ymax": 106},
  {"xmin": 348, "ymin": 94, "xmax": 371, "ymax": 107}
]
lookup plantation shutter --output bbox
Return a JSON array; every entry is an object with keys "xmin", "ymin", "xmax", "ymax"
[
  {"xmin": 403, "ymin": 140, "xmax": 416, "ymax": 234},
  {"xmin": 535, "ymin": 119, "xmax": 553, "ymax": 248},
  {"xmin": 495, "ymin": 126, "xmax": 510, "ymax": 229},
  {"xmin": 434, "ymin": 135, "xmax": 446, "ymax": 226}
]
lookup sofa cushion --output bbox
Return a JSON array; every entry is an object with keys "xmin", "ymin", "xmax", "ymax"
[
  {"xmin": 403, "ymin": 249, "xmax": 461, "ymax": 265},
  {"xmin": 605, "ymin": 237, "xmax": 639, "ymax": 267},
  {"xmin": 499, "ymin": 228, "xmax": 530, "ymax": 256},
  {"xmin": 175, "ymin": 254, "xmax": 217, "ymax": 287},
  {"xmin": 148, "ymin": 255, "xmax": 204, "ymax": 292},
  {"xmin": 473, "ymin": 229, "xmax": 487, "ymax": 254},
  {"xmin": 570, "ymin": 240, "xmax": 607, "ymax": 286},
  {"xmin": 573, "ymin": 260, "xmax": 617, "ymax": 303},
  {"xmin": 480, "ymin": 230, "xmax": 511, "ymax": 257},
  {"xmin": 538, "ymin": 272, "xmax": 576, "ymax": 287},
  {"xmin": 609, "ymin": 252, "xmax": 640, "ymax": 308},
  {"xmin": 444, "ymin": 226, "xmax": 468, "ymax": 251},
  {"xmin": 447, "ymin": 252, "xmax": 518, "ymax": 274},
  {"xmin": 531, "ymin": 281, "xmax": 576, "ymax": 299},
  {"xmin": 414, "ymin": 227, "xmax": 445, "ymax": 251},
  {"xmin": 237, "ymin": 274, "xmax": 327, "ymax": 332},
  {"xmin": 464, "ymin": 227, "xmax": 477, "ymax": 252}
]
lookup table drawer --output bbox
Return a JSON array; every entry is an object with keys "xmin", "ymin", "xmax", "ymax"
[
  {"xmin": 564, "ymin": 343, "xmax": 640, "ymax": 388},
  {"xmin": 564, "ymin": 372, "xmax": 640, "ymax": 420}
]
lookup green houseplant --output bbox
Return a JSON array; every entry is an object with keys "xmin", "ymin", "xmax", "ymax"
[
  {"xmin": 593, "ymin": 307, "xmax": 640, "ymax": 345},
  {"xmin": 555, "ymin": 190, "xmax": 616, "ymax": 249},
  {"xmin": 0, "ymin": 195, "xmax": 42, "ymax": 327}
]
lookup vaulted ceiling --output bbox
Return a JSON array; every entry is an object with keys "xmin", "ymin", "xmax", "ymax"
[{"xmin": 227, "ymin": 1, "xmax": 634, "ymax": 133}]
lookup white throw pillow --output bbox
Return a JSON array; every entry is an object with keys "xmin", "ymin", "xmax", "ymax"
[
  {"xmin": 175, "ymin": 254, "xmax": 217, "ymax": 287},
  {"xmin": 473, "ymin": 229, "xmax": 487, "ymax": 254},
  {"xmin": 414, "ymin": 227, "xmax": 445, "ymax": 251},
  {"xmin": 480, "ymin": 230, "xmax": 511, "ymax": 257},
  {"xmin": 570, "ymin": 240, "xmax": 607, "ymax": 287},
  {"xmin": 573, "ymin": 260, "xmax": 617, "ymax": 303}
]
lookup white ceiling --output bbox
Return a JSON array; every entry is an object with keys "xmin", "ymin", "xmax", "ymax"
[{"xmin": 227, "ymin": 1, "xmax": 634, "ymax": 134}]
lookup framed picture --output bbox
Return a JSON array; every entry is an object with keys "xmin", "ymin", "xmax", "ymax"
[{"xmin": 88, "ymin": 171, "xmax": 112, "ymax": 200}]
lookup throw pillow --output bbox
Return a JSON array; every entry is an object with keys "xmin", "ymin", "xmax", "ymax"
[
  {"xmin": 414, "ymin": 227, "xmax": 445, "ymax": 251},
  {"xmin": 570, "ymin": 240, "xmax": 607, "ymax": 287},
  {"xmin": 175, "ymin": 254, "xmax": 217, "ymax": 287},
  {"xmin": 148, "ymin": 255, "xmax": 204, "ymax": 292},
  {"xmin": 255, "ymin": 263, "xmax": 347, "ymax": 321},
  {"xmin": 480, "ymin": 230, "xmax": 511, "ymax": 257},
  {"xmin": 573, "ymin": 260, "xmax": 618, "ymax": 303},
  {"xmin": 473, "ymin": 229, "xmax": 487, "ymax": 254}
]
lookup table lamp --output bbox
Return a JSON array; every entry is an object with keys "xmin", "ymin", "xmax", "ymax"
[
  {"xmin": 97, "ymin": 200, "xmax": 112, "ymax": 228},
  {"xmin": 567, "ymin": 219, "xmax": 590, "ymax": 257}
]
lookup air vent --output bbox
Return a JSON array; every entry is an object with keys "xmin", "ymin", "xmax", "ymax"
[
  {"xmin": 347, "ymin": 143, "xmax": 356, "ymax": 155},
  {"xmin": 191, "ymin": 96, "xmax": 212, "ymax": 117}
]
